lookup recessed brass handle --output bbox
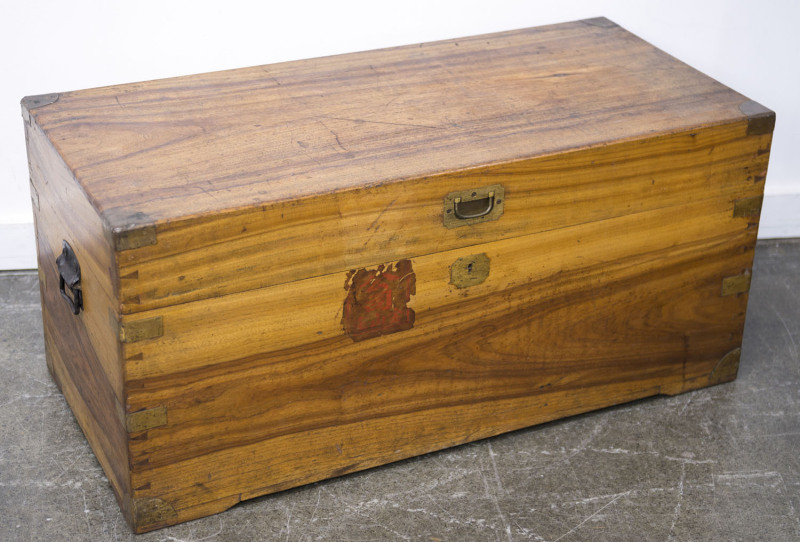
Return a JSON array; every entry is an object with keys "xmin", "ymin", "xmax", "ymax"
[
  {"xmin": 443, "ymin": 184, "xmax": 505, "ymax": 229},
  {"xmin": 454, "ymin": 191, "xmax": 495, "ymax": 220}
]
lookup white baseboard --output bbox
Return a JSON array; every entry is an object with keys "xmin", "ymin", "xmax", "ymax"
[
  {"xmin": 759, "ymin": 193, "xmax": 800, "ymax": 239},
  {"xmin": 1, "ymin": 194, "xmax": 798, "ymax": 270},
  {"xmin": 0, "ymin": 223, "xmax": 36, "ymax": 271}
]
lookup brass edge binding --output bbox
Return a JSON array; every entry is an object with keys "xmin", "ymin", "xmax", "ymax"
[
  {"xmin": 733, "ymin": 196, "xmax": 763, "ymax": 218},
  {"xmin": 37, "ymin": 267, "xmax": 47, "ymax": 291},
  {"xmin": 114, "ymin": 225, "xmax": 157, "ymax": 251},
  {"xmin": 126, "ymin": 406, "xmax": 168, "ymax": 433},
  {"xmin": 21, "ymin": 93, "xmax": 60, "ymax": 124},
  {"xmin": 721, "ymin": 272, "xmax": 751, "ymax": 296},
  {"xmin": 581, "ymin": 17, "xmax": 617, "ymax": 28},
  {"xmin": 120, "ymin": 316, "xmax": 164, "ymax": 343},
  {"xmin": 739, "ymin": 100, "xmax": 776, "ymax": 136},
  {"xmin": 709, "ymin": 347, "xmax": 741, "ymax": 385},
  {"xmin": 30, "ymin": 179, "xmax": 40, "ymax": 211},
  {"xmin": 132, "ymin": 498, "xmax": 177, "ymax": 529}
]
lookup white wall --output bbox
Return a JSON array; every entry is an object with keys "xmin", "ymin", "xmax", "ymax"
[{"xmin": 1, "ymin": 0, "xmax": 797, "ymax": 269}]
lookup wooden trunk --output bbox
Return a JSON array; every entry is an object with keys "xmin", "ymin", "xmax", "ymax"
[{"xmin": 23, "ymin": 18, "xmax": 774, "ymax": 533}]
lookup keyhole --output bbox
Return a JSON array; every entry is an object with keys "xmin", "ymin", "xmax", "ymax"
[{"xmin": 467, "ymin": 262, "xmax": 473, "ymax": 274}]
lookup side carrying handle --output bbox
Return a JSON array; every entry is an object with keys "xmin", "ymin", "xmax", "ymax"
[{"xmin": 56, "ymin": 240, "xmax": 82, "ymax": 315}]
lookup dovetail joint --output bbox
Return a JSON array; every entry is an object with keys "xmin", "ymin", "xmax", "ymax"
[
  {"xmin": 126, "ymin": 406, "xmax": 167, "ymax": 433},
  {"xmin": 120, "ymin": 316, "xmax": 163, "ymax": 343}
]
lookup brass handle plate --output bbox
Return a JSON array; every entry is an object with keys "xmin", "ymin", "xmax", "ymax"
[{"xmin": 443, "ymin": 184, "xmax": 504, "ymax": 228}]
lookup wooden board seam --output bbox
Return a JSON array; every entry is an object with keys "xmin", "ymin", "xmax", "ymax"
[
  {"xmin": 119, "ymin": 189, "xmax": 755, "ymax": 317},
  {"xmin": 109, "ymin": 116, "xmax": 757, "ymax": 248}
]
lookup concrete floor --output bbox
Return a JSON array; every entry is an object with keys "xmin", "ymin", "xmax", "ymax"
[{"xmin": 1, "ymin": 239, "xmax": 799, "ymax": 541}]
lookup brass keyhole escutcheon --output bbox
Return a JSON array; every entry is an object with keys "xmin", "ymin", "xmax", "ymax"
[{"xmin": 450, "ymin": 253, "xmax": 490, "ymax": 289}]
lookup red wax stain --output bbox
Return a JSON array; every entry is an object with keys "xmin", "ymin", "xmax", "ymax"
[{"xmin": 342, "ymin": 259, "xmax": 416, "ymax": 342}]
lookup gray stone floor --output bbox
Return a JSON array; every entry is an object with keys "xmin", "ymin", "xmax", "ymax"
[{"xmin": 1, "ymin": 240, "xmax": 799, "ymax": 541}]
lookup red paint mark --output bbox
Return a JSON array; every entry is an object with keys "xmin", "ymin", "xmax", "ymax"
[{"xmin": 342, "ymin": 259, "xmax": 416, "ymax": 342}]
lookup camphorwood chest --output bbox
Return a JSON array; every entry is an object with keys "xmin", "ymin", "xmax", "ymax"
[{"xmin": 23, "ymin": 18, "xmax": 774, "ymax": 532}]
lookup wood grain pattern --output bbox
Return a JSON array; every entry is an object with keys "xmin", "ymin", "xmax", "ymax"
[
  {"xmin": 124, "ymin": 204, "xmax": 753, "ymax": 470},
  {"xmin": 25, "ymin": 111, "xmax": 133, "ymax": 525},
  {"xmin": 122, "ymin": 195, "xmax": 753, "ymax": 382},
  {"xmin": 26, "ymin": 121, "xmax": 123, "ymax": 400},
  {"xmin": 29, "ymin": 20, "xmax": 753, "ymax": 225},
  {"xmin": 34, "ymin": 223, "xmax": 131, "ymax": 522},
  {"xmin": 23, "ymin": 18, "xmax": 774, "ymax": 533},
  {"xmin": 113, "ymin": 121, "xmax": 769, "ymax": 314}
]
